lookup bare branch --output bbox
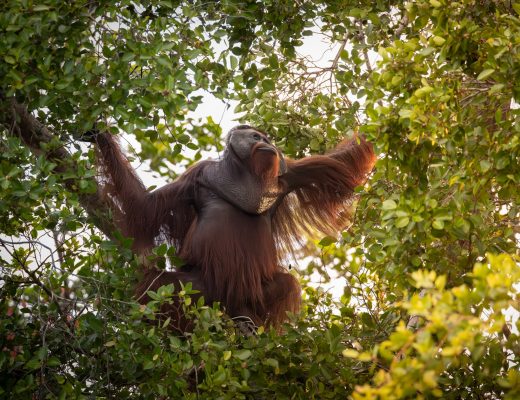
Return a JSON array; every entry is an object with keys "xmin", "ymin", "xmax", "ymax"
[
  {"xmin": 394, "ymin": 15, "xmax": 409, "ymax": 38},
  {"xmin": 331, "ymin": 37, "xmax": 348, "ymax": 71}
]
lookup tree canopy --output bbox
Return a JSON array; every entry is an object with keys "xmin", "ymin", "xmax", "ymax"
[{"xmin": 1, "ymin": 1, "xmax": 519, "ymax": 398}]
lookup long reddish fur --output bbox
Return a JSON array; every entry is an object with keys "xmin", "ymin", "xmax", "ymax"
[{"xmin": 94, "ymin": 132, "xmax": 375, "ymax": 331}]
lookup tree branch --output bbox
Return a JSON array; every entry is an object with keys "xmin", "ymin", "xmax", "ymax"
[
  {"xmin": 1, "ymin": 98, "xmax": 117, "ymax": 239},
  {"xmin": 331, "ymin": 37, "xmax": 348, "ymax": 70}
]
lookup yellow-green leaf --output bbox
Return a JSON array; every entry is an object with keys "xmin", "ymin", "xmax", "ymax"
[
  {"xmin": 477, "ymin": 69, "xmax": 495, "ymax": 81},
  {"xmin": 432, "ymin": 36, "xmax": 446, "ymax": 46},
  {"xmin": 395, "ymin": 217, "xmax": 410, "ymax": 228},
  {"xmin": 382, "ymin": 199, "xmax": 397, "ymax": 210},
  {"xmin": 234, "ymin": 349, "xmax": 252, "ymax": 360},
  {"xmin": 342, "ymin": 349, "xmax": 359, "ymax": 358},
  {"xmin": 414, "ymin": 86, "xmax": 434, "ymax": 98}
]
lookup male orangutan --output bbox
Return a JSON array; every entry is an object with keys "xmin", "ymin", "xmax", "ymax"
[{"xmin": 93, "ymin": 125, "xmax": 375, "ymax": 331}]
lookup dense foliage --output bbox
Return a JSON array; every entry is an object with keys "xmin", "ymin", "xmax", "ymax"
[{"xmin": 1, "ymin": 1, "xmax": 519, "ymax": 398}]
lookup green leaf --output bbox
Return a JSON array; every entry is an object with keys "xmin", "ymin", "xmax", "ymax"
[
  {"xmin": 234, "ymin": 349, "xmax": 252, "ymax": 360},
  {"xmin": 342, "ymin": 349, "xmax": 359, "ymax": 358},
  {"xmin": 177, "ymin": 134, "xmax": 190, "ymax": 144},
  {"xmin": 156, "ymin": 55, "xmax": 171, "ymax": 68},
  {"xmin": 246, "ymin": 78, "xmax": 257, "ymax": 89},
  {"xmin": 395, "ymin": 217, "xmax": 410, "ymax": 228},
  {"xmin": 264, "ymin": 358, "xmax": 279, "ymax": 368},
  {"xmin": 488, "ymin": 83, "xmax": 504, "ymax": 95},
  {"xmin": 496, "ymin": 156, "xmax": 509, "ymax": 169},
  {"xmin": 319, "ymin": 236, "xmax": 337, "ymax": 246},
  {"xmin": 4, "ymin": 55, "xmax": 16, "ymax": 64},
  {"xmin": 212, "ymin": 368, "xmax": 227, "ymax": 385},
  {"xmin": 432, "ymin": 36, "xmax": 446, "ymax": 46},
  {"xmin": 382, "ymin": 199, "xmax": 398, "ymax": 210},
  {"xmin": 25, "ymin": 358, "xmax": 41, "ymax": 370},
  {"xmin": 479, "ymin": 160, "xmax": 491, "ymax": 172},
  {"xmin": 154, "ymin": 243, "xmax": 168, "ymax": 256},
  {"xmin": 399, "ymin": 108, "xmax": 413, "ymax": 119},
  {"xmin": 47, "ymin": 357, "xmax": 61, "ymax": 367},
  {"xmin": 414, "ymin": 86, "xmax": 434, "ymax": 98},
  {"xmin": 432, "ymin": 219, "xmax": 444, "ymax": 230},
  {"xmin": 477, "ymin": 69, "xmax": 495, "ymax": 81},
  {"xmin": 269, "ymin": 55, "xmax": 279, "ymax": 68},
  {"xmin": 230, "ymin": 56, "xmax": 238, "ymax": 69},
  {"xmin": 33, "ymin": 5, "xmax": 51, "ymax": 11},
  {"xmin": 143, "ymin": 360, "xmax": 154, "ymax": 370},
  {"xmin": 262, "ymin": 79, "xmax": 275, "ymax": 91}
]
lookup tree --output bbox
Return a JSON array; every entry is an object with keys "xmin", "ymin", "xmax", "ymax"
[{"xmin": 1, "ymin": 1, "xmax": 519, "ymax": 398}]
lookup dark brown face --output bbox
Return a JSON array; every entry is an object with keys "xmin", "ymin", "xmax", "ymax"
[
  {"xmin": 226, "ymin": 125, "xmax": 287, "ymax": 177},
  {"xmin": 227, "ymin": 126, "xmax": 274, "ymax": 159}
]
